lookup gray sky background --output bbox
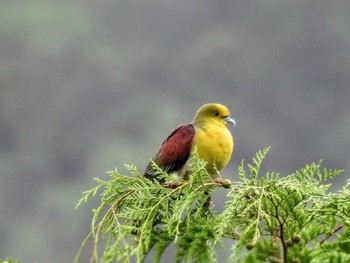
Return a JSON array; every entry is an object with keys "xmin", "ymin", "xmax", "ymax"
[{"xmin": 0, "ymin": 1, "xmax": 349, "ymax": 262}]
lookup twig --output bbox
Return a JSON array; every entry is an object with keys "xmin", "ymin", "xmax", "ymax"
[{"xmin": 319, "ymin": 224, "xmax": 344, "ymax": 245}]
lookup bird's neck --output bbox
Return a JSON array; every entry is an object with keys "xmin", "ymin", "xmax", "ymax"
[{"xmin": 193, "ymin": 121, "xmax": 226, "ymax": 130}]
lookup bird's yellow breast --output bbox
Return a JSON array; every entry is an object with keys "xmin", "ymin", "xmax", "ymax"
[{"xmin": 192, "ymin": 124, "xmax": 234, "ymax": 176}]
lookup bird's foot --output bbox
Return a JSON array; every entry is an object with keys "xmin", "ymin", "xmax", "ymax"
[
  {"xmin": 166, "ymin": 181, "xmax": 179, "ymax": 189},
  {"xmin": 213, "ymin": 179, "xmax": 232, "ymax": 189}
]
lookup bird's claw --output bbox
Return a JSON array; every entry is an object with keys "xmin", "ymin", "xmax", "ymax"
[{"xmin": 166, "ymin": 181, "xmax": 178, "ymax": 189}]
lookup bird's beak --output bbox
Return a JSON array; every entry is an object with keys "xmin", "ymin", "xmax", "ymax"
[{"xmin": 223, "ymin": 116, "xmax": 236, "ymax": 126}]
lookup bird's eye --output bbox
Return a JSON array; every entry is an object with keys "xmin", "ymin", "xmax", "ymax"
[{"xmin": 213, "ymin": 111, "xmax": 219, "ymax": 117}]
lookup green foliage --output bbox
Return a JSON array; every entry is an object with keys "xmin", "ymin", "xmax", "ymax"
[
  {"xmin": 75, "ymin": 148, "xmax": 349, "ymax": 263},
  {"xmin": 0, "ymin": 258, "xmax": 21, "ymax": 263}
]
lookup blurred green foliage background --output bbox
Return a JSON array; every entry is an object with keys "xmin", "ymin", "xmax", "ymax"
[{"xmin": 0, "ymin": 0, "xmax": 349, "ymax": 262}]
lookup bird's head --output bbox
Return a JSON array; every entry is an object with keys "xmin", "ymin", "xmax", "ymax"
[{"xmin": 192, "ymin": 103, "xmax": 236, "ymax": 127}]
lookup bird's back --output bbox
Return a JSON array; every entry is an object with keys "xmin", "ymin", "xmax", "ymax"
[{"xmin": 144, "ymin": 124, "xmax": 195, "ymax": 181}]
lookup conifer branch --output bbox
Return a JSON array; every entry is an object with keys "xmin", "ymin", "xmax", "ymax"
[
  {"xmin": 319, "ymin": 224, "xmax": 344, "ymax": 245},
  {"xmin": 75, "ymin": 148, "xmax": 349, "ymax": 263}
]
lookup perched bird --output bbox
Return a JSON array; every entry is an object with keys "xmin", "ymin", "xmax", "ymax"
[{"xmin": 144, "ymin": 103, "xmax": 235, "ymax": 181}]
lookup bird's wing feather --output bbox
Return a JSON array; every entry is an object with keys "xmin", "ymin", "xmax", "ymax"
[{"xmin": 144, "ymin": 124, "xmax": 195, "ymax": 181}]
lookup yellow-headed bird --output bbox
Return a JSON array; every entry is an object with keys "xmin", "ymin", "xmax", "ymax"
[{"xmin": 144, "ymin": 103, "xmax": 235, "ymax": 181}]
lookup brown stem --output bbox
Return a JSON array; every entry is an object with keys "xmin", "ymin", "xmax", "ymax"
[
  {"xmin": 271, "ymin": 198, "xmax": 287, "ymax": 263},
  {"xmin": 279, "ymin": 222, "xmax": 288, "ymax": 263},
  {"xmin": 319, "ymin": 224, "xmax": 344, "ymax": 245}
]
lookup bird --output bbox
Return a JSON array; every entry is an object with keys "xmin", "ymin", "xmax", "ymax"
[{"xmin": 144, "ymin": 103, "xmax": 235, "ymax": 182}]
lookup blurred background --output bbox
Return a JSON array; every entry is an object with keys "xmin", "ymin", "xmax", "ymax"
[{"xmin": 0, "ymin": 0, "xmax": 349, "ymax": 262}]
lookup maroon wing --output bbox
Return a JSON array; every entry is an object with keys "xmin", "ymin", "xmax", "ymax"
[{"xmin": 144, "ymin": 124, "xmax": 195, "ymax": 181}]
